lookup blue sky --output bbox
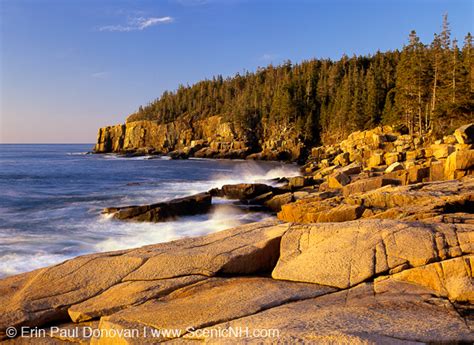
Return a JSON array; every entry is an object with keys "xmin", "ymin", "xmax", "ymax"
[{"xmin": 0, "ymin": 0, "xmax": 472, "ymax": 143}]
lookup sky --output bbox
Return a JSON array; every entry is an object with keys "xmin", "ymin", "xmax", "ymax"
[{"xmin": 0, "ymin": 0, "xmax": 472, "ymax": 143}]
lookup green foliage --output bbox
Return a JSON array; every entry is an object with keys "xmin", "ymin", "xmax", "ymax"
[{"xmin": 128, "ymin": 15, "xmax": 472, "ymax": 144}]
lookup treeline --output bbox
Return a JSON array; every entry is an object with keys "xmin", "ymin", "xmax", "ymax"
[{"xmin": 128, "ymin": 15, "xmax": 472, "ymax": 144}]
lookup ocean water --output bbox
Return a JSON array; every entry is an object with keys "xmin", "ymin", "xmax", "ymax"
[{"xmin": 0, "ymin": 144, "xmax": 299, "ymax": 278}]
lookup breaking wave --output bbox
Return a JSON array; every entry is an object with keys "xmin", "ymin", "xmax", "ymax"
[{"xmin": 0, "ymin": 145, "xmax": 298, "ymax": 277}]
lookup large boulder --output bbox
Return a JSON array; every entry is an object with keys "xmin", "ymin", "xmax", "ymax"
[
  {"xmin": 367, "ymin": 151, "xmax": 385, "ymax": 168},
  {"xmin": 103, "ymin": 192, "xmax": 212, "ymax": 222},
  {"xmin": 407, "ymin": 164, "xmax": 430, "ymax": 184},
  {"xmin": 327, "ymin": 171, "xmax": 350, "ymax": 189},
  {"xmin": 277, "ymin": 196, "xmax": 343, "ymax": 223},
  {"xmin": 430, "ymin": 144, "xmax": 455, "ymax": 159},
  {"xmin": 272, "ymin": 219, "xmax": 473, "ymax": 289},
  {"xmin": 444, "ymin": 150, "xmax": 474, "ymax": 180},
  {"xmin": 338, "ymin": 162, "xmax": 362, "ymax": 175},
  {"xmin": 375, "ymin": 255, "xmax": 473, "ymax": 303}
]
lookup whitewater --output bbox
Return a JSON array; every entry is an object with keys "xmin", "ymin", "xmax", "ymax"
[{"xmin": 0, "ymin": 144, "xmax": 299, "ymax": 277}]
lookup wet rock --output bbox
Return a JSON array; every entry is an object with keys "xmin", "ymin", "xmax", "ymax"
[
  {"xmin": 168, "ymin": 150, "xmax": 189, "ymax": 159},
  {"xmin": 103, "ymin": 193, "xmax": 212, "ymax": 222},
  {"xmin": 247, "ymin": 191, "xmax": 274, "ymax": 205}
]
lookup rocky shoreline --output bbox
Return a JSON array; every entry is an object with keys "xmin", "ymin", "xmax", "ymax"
[{"xmin": 1, "ymin": 123, "xmax": 473, "ymax": 343}]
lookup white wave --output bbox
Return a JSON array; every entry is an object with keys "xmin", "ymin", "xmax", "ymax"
[
  {"xmin": 100, "ymin": 154, "xmax": 166, "ymax": 161},
  {"xmin": 0, "ymin": 252, "xmax": 71, "ymax": 278},
  {"xmin": 67, "ymin": 152, "xmax": 89, "ymax": 156},
  {"xmin": 210, "ymin": 161, "xmax": 300, "ymax": 188},
  {"xmin": 93, "ymin": 204, "xmax": 269, "ymax": 253},
  {"xmin": 0, "ymin": 158, "xmax": 296, "ymax": 277}
]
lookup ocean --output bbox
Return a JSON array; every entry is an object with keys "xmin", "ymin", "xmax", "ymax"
[{"xmin": 0, "ymin": 144, "xmax": 299, "ymax": 278}]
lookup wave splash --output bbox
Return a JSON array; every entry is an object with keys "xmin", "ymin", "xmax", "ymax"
[{"xmin": 0, "ymin": 148, "xmax": 298, "ymax": 277}]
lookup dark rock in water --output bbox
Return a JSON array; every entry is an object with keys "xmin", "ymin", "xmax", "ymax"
[
  {"xmin": 247, "ymin": 191, "xmax": 275, "ymax": 205},
  {"xmin": 168, "ymin": 150, "xmax": 190, "ymax": 160},
  {"xmin": 208, "ymin": 188, "xmax": 223, "ymax": 197},
  {"xmin": 220, "ymin": 183, "xmax": 273, "ymax": 200},
  {"xmin": 103, "ymin": 192, "xmax": 212, "ymax": 222},
  {"xmin": 269, "ymin": 177, "xmax": 289, "ymax": 184},
  {"xmin": 126, "ymin": 182, "xmax": 142, "ymax": 186}
]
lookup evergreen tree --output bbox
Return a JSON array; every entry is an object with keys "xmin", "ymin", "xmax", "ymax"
[{"xmin": 125, "ymin": 15, "xmax": 471, "ymax": 145}]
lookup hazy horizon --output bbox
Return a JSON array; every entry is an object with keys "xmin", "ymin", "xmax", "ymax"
[{"xmin": 1, "ymin": 0, "xmax": 472, "ymax": 143}]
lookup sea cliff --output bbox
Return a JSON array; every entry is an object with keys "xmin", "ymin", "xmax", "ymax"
[{"xmin": 94, "ymin": 115, "xmax": 305, "ymax": 161}]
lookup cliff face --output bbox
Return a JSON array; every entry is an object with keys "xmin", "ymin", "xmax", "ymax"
[{"xmin": 94, "ymin": 115, "xmax": 305, "ymax": 161}]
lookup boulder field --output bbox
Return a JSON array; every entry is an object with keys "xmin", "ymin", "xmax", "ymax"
[{"xmin": 1, "ymin": 123, "xmax": 473, "ymax": 343}]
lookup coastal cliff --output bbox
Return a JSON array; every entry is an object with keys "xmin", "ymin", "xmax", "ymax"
[{"xmin": 94, "ymin": 115, "xmax": 305, "ymax": 161}]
